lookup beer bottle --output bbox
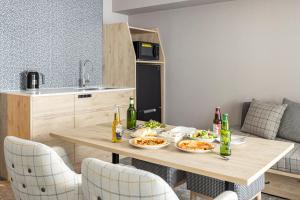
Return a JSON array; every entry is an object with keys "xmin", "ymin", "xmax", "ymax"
[
  {"xmin": 127, "ymin": 97, "xmax": 137, "ymax": 129},
  {"xmin": 112, "ymin": 105, "xmax": 122, "ymax": 143},
  {"xmin": 213, "ymin": 107, "xmax": 222, "ymax": 135},
  {"xmin": 220, "ymin": 113, "xmax": 231, "ymax": 156}
]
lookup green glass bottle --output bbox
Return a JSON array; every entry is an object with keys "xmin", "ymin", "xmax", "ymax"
[
  {"xmin": 220, "ymin": 113, "xmax": 231, "ymax": 156},
  {"xmin": 127, "ymin": 97, "xmax": 137, "ymax": 129}
]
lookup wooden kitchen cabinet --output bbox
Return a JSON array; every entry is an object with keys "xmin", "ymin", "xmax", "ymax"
[
  {"xmin": 0, "ymin": 89, "xmax": 135, "ymax": 178},
  {"xmin": 74, "ymin": 90, "xmax": 134, "ymax": 170},
  {"xmin": 75, "ymin": 90, "xmax": 131, "ymax": 127},
  {"xmin": 0, "ymin": 93, "xmax": 76, "ymax": 179},
  {"xmin": 31, "ymin": 94, "xmax": 76, "ymax": 171}
]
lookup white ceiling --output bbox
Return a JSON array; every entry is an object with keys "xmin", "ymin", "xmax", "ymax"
[{"xmin": 112, "ymin": 0, "xmax": 234, "ymax": 15}]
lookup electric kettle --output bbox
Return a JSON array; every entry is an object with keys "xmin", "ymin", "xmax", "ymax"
[{"xmin": 26, "ymin": 71, "xmax": 45, "ymax": 90}]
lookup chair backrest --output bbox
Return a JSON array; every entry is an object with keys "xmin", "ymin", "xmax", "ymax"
[
  {"xmin": 4, "ymin": 136, "xmax": 82, "ymax": 200},
  {"xmin": 81, "ymin": 158, "xmax": 179, "ymax": 200}
]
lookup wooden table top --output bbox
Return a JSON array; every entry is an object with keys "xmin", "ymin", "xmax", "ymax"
[{"xmin": 50, "ymin": 123, "xmax": 294, "ymax": 185}]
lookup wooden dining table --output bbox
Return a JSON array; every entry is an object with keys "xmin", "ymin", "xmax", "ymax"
[{"xmin": 50, "ymin": 122, "xmax": 294, "ymax": 192}]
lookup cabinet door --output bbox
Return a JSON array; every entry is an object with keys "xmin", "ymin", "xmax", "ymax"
[
  {"xmin": 75, "ymin": 90, "xmax": 134, "ymax": 127},
  {"xmin": 74, "ymin": 90, "xmax": 135, "ymax": 170},
  {"xmin": 31, "ymin": 95, "xmax": 75, "ymax": 166}
]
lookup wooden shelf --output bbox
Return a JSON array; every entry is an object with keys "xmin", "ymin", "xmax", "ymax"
[
  {"xmin": 136, "ymin": 60, "xmax": 165, "ymax": 64},
  {"xmin": 104, "ymin": 23, "xmax": 166, "ymax": 122},
  {"xmin": 129, "ymin": 26, "xmax": 157, "ymax": 34}
]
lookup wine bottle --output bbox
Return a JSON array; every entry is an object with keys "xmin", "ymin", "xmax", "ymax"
[{"xmin": 127, "ymin": 97, "xmax": 137, "ymax": 129}]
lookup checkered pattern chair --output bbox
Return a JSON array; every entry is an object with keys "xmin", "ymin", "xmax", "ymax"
[
  {"xmin": 82, "ymin": 158, "xmax": 238, "ymax": 200},
  {"xmin": 82, "ymin": 158, "xmax": 179, "ymax": 200},
  {"xmin": 4, "ymin": 136, "xmax": 83, "ymax": 200}
]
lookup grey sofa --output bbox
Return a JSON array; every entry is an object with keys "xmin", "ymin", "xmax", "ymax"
[{"xmin": 239, "ymin": 102, "xmax": 300, "ymax": 175}]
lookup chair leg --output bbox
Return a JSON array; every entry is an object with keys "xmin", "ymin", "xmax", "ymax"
[
  {"xmin": 255, "ymin": 192, "xmax": 262, "ymax": 200},
  {"xmin": 190, "ymin": 191, "xmax": 213, "ymax": 200},
  {"xmin": 190, "ymin": 191, "xmax": 198, "ymax": 200}
]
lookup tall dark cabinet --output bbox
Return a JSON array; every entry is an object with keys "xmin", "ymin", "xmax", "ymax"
[
  {"xmin": 136, "ymin": 64, "xmax": 162, "ymax": 122},
  {"xmin": 103, "ymin": 23, "xmax": 165, "ymax": 122}
]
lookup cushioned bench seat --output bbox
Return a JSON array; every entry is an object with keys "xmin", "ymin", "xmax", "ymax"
[
  {"xmin": 271, "ymin": 137, "xmax": 300, "ymax": 174},
  {"xmin": 232, "ymin": 127, "xmax": 299, "ymax": 175}
]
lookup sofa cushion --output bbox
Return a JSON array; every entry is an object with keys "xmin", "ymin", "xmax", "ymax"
[
  {"xmin": 241, "ymin": 99, "xmax": 287, "ymax": 139},
  {"xmin": 278, "ymin": 98, "xmax": 300, "ymax": 143},
  {"xmin": 241, "ymin": 102, "xmax": 251, "ymax": 128},
  {"xmin": 232, "ymin": 127, "xmax": 299, "ymax": 175},
  {"xmin": 271, "ymin": 137, "xmax": 300, "ymax": 174}
]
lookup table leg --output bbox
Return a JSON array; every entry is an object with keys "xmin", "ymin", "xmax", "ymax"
[
  {"xmin": 112, "ymin": 153, "xmax": 119, "ymax": 164},
  {"xmin": 225, "ymin": 181, "xmax": 235, "ymax": 191}
]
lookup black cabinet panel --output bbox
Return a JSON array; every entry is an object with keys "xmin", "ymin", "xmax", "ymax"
[
  {"xmin": 136, "ymin": 64, "xmax": 162, "ymax": 122},
  {"xmin": 137, "ymin": 107, "xmax": 161, "ymax": 122}
]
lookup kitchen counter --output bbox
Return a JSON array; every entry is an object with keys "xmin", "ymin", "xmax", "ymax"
[
  {"xmin": 0, "ymin": 87, "xmax": 135, "ymax": 96},
  {"xmin": 0, "ymin": 87, "xmax": 135, "ymax": 179}
]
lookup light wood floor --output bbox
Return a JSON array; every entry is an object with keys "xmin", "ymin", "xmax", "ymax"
[
  {"xmin": 0, "ymin": 181, "xmax": 285, "ymax": 200},
  {"xmin": 0, "ymin": 181, "xmax": 14, "ymax": 200}
]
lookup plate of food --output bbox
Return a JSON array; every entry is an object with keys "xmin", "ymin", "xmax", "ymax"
[
  {"xmin": 160, "ymin": 131, "xmax": 186, "ymax": 143},
  {"xmin": 129, "ymin": 137, "xmax": 169, "ymax": 149},
  {"xmin": 176, "ymin": 139, "xmax": 215, "ymax": 153},
  {"xmin": 143, "ymin": 120, "xmax": 166, "ymax": 133},
  {"xmin": 130, "ymin": 127, "xmax": 158, "ymax": 138},
  {"xmin": 189, "ymin": 130, "xmax": 218, "ymax": 143}
]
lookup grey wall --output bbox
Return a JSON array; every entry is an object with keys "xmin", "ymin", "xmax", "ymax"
[
  {"xmin": 129, "ymin": 0, "xmax": 300, "ymax": 128},
  {"xmin": 0, "ymin": 0, "xmax": 103, "ymax": 90}
]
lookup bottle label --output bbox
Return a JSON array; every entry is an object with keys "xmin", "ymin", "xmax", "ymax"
[
  {"xmin": 116, "ymin": 124, "xmax": 123, "ymax": 140},
  {"xmin": 220, "ymin": 129, "xmax": 231, "ymax": 156},
  {"xmin": 213, "ymin": 124, "xmax": 221, "ymax": 135}
]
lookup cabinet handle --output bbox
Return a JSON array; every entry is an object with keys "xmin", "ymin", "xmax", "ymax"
[
  {"xmin": 78, "ymin": 94, "xmax": 92, "ymax": 98},
  {"xmin": 143, "ymin": 108, "xmax": 157, "ymax": 114}
]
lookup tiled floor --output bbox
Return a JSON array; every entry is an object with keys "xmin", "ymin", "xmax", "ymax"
[{"xmin": 0, "ymin": 181, "xmax": 286, "ymax": 200}]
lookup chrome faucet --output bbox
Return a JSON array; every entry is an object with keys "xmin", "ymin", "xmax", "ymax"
[{"xmin": 79, "ymin": 59, "xmax": 93, "ymax": 88}]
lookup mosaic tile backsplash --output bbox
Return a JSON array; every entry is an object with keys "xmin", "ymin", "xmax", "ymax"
[{"xmin": 0, "ymin": 0, "xmax": 103, "ymax": 90}]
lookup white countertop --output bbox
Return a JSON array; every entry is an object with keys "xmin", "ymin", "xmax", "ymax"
[{"xmin": 0, "ymin": 87, "xmax": 135, "ymax": 96}]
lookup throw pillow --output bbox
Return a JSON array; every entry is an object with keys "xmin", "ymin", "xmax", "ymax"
[
  {"xmin": 278, "ymin": 98, "xmax": 300, "ymax": 142},
  {"xmin": 241, "ymin": 99, "xmax": 287, "ymax": 139}
]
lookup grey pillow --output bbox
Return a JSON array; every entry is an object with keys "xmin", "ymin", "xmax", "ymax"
[
  {"xmin": 278, "ymin": 98, "xmax": 300, "ymax": 142},
  {"xmin": 241, "ymin": 99, "xmax": 287, "ymax": 139}
]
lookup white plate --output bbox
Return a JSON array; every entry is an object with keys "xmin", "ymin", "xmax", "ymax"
[
  {"xmin": 216, "ymin": 135, "xmax": 246, "ymax": 145},
  {"xmin": 130, "ymin": 128, "xmax": 158, "ymax": 138},
  {"xmin": 160, "ymin": 131, "xmax": 185, "ymax": 143},
  {"xmin": 130, "ymin": 132, "xmax": 158, "ymax": 138},
  {"xmin": 170, "ymin": 126, "xmax": 196, "ymax": 135},
  {"xmin": 129, "ymin": 138, "xmax": 169, "ymax": 150},
  {"xmin": 175, "ymin": 141, "xmax": 215, "ymax": 153}
]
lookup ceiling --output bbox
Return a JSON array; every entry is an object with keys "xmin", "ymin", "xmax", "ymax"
[{"xmin": 112, "ymin": 0, "xmax": 234, "ymax": 15}]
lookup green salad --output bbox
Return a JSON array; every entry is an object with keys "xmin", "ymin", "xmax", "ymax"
[
  {"xmin": 191, "ymin": 130, "xmax": 217, "ymax": 139},
  {"xmin": 143, "ymin": 120, "xmax": 166, "ymax": 129}
]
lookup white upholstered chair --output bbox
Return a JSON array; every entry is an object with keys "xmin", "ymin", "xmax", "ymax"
[
  {"xmin": 4, "ymin": 136, "xmax": 83, "ymax": 200},
  {"xmin": 81, "ymin": 158, "xmax": 238, "ymax": 200}
]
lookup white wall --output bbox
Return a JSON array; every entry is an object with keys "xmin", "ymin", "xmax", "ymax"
[
  {"xmin": 129, "ymin": 0, "xmax": 300, "ymax": 129},
  {"xmin": 103, "ymin": 0, "xmax": 128, "ymax": 24}
]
